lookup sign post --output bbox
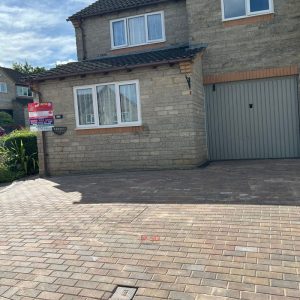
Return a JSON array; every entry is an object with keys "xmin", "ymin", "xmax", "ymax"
[
  {"xmin": 28, "ymin": 102, "xmax": 54, "ymax": 132},
  {"xmin": 28, "ymin": 102, "xmax": 54, "ymax": 177}
]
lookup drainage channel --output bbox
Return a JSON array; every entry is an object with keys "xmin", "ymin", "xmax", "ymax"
[{"xmin": 109, "ymin": 286, "xmax": 138, "ymax": 300}]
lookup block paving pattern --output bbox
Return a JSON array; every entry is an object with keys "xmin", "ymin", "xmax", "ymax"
[{"xmin": 0, "ymin": 160, "xmax": 300, "ymax": 300}]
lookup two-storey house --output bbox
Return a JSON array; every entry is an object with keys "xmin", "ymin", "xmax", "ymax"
[
  {"xmin": 32, "ymin": 0, "xmax": 300, "ymax": 175},
  {"xmin": 0, "ymin": 67, "xmax": 33, "ymax": 127}
]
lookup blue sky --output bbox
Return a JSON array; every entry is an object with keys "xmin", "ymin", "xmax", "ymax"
[{"xmin": 0, "ymin": 0, "xmax": 95, "ymax": 69}]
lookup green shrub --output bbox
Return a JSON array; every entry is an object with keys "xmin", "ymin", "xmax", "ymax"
[
  {"xmin": 5, "ymin": 141, "xmax": 39, "ymax": 175},
  {"xmin": 1, "ymin": 129, "xmax": 38, "ymax": 158},
  {"xmin": 0, "ymin": 112, "xmax": 14, "ymax": 127},
  {"xmin": 0, "ymin": 145, "xmax": 25, "ymax": 183},
  {"xmin": 0, "ymin": 129, "xmax": 39, "ymax": 176},
  {"xmin": 0, "ymin": 164, "xmax": 24, "ymax": 183}
]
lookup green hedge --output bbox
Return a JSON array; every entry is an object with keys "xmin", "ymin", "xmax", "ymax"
[
  {"xmin": 0, "ymin": 130, "xmax": 38, "ymax": 177},
  {"xmin": 1, "ymin": 130, "xmax": 38, "ymax": 159},
  {"xmin": 0, "ymin": 165, "xmax": 24, "ymax": 183}
]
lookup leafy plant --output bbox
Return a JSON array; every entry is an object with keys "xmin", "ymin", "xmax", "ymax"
[
  {"xmin": 0, "ymin": 146, "xmax": 24, "ymax": 183},
  {"xmin": 6, "ymin": 141, "xmax": 38, "ymax": 175},
  {"xmin": 0, "ymin": 129, "xmax": 39, "ymax": 183},
  {"xmin": 0, "ymin": 165, "xmax": 23, "ymax": 183},
  {"xmin": 1, "ymin": 129, "xmax": 38, "ymax": 164}
]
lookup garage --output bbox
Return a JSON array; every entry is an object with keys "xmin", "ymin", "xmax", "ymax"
[{"xmin": 205, "ymin": 76, "xmax": 300, "ymax": 160}]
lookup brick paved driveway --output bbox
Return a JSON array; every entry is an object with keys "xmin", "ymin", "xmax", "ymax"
[{"xmin": 0, "ymin": 160, "xmax": 300, "ymax": 300}]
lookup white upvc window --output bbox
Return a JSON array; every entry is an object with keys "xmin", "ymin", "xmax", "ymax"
[
  {"xmin": 74, "ymin": 80, "xmax": 142, "ymax": 129},
  {"xmin": 110, "ymin": 11, "xmax": 165, "ymax": 49},
  {"xmin": 17, "ymin": 86, "xmax": 32, "ymax": 97},
  {"xmin": 221, "ymin": 0, "xmax": 274, "ymax": 21},
  {"xmin": 0, "ymin": 82, "xmax": 7, "ymax": 93}
]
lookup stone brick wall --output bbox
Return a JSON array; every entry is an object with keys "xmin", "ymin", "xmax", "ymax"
[
  {"xmin": 75, "ymin": 0, "xmax": 188, "ymax": 60},
  {"xmin": 74, "ymin": 0, "xmax": 300, "ymax": 75},
  {"xmin": 0, "ymin": 70, "xmax": 15, "ymax": 110},
  {"xmin": 185, "ymin": 0, "xmax": 300, "ymax": 130},
  {"xmin": 37, "ymin": 62, "xmax": 207, "ymax": 175},
  {"xmin": 186, "ymin": 0, "xmax": 300, "ymax": 76},
  {"xmin": 190, "ymin": 54, "xmax": 207, "ymax": 163}
]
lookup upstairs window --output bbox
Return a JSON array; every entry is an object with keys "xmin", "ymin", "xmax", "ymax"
[
  {"xmin": 0, "ymin": 82, "xmax": 7, "ymax": 93},
  {"xmin": 17, "ymin": 86, "xmax": 32, "ymax": 97},
  {"xmin": 111, "ymin": 11, "xmax": 165, "ymax": 49},
  {"xmin": 222, "ymin": 0, "xmax": 274, "ymax": 21}
]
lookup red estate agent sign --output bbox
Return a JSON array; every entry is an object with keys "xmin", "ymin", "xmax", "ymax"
[{"xmin": 28, "ymin": 102, "xmax": 54, "ymax": 132}]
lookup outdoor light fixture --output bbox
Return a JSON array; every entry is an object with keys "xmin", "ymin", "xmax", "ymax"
[
  {"xmin": 185, "ymin": 75, "xmax": 192, "ymax": 95},
  {"xmin": 185, "ymin": 75, "xmax": 191, "ymax": 90}
]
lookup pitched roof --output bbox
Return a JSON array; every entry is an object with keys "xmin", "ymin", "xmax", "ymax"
[
  {"xmin": 68, "ymin": 0, "xmax": 175, "ymax": 21},
  {"xmin": 32, "ymin": 45, "xmax": 206, "ymax": 82},
  {"xmin": 0, "ymin": 67, "xmax": 28, "ymax": 85}
]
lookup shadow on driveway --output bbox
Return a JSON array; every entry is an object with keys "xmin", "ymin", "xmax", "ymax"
[{"xmin": 49, "ymin": 159, "xmax": 300, "ymax": 206}]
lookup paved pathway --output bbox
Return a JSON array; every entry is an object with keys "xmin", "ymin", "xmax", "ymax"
[{"xmin": 0, "ymin": 160, "xmax": 300, "ymax": 300}]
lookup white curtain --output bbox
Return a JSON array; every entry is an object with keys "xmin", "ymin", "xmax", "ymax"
[
  {"xmin": 147, "ymin": 14, "xmax": 163, "ymax": 41},
  {"xmin": 0, "ymin": 83, "xmax": 7, "ymax": 93},
  {"xmin": 97, "ymin": 85, "xmax": 117, "ymax": 125},
  {"xmin": 77, "ymin": 89, "xmax": 95, "ymax": 125},
  {"xmin": 128, "ymin": 16, "xmax": 146, "ymax": 45},
  {"xmin": 113, "ymin": 20, "xmax": 126, "ymax": 47},
  {"xmin": 223, "ymin": 0, "xmax": 246, "ymax": 19},
  {"xmin": 119, "ymin": 84, "xmax": 138, "ymax": 123}
]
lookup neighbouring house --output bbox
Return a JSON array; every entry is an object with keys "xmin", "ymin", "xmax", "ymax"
[
  {"xmin": 32, "ymin": 0, "xmax": 300, "ymax": 176},
  {"xmin": 0, "ymin": 67, "xmax": 33, "ymax": 127}
]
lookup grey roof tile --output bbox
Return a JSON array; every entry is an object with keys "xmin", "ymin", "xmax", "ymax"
[
  {"xmin": 32, "ymin": 45, "xmax": 206, "ymax": 81},
  {"xmin": 68, "ymin": 0, "xmax": 177, "ymax": 20},
  {"xmin": 0, "ymin": 67, "xmax": 28, "ymax": 85}
]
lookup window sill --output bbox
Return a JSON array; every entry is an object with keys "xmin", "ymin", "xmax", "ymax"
[
  {"xmin": 111, "ymin": 39, "xmax": 166, "ymax": 51},
  {"xmin": 76, "ymin": 125, "xmax": 144, "ymax": 135},
  {"xmin": 223, "ymin": 13, "xmax": 274, "ymax": 27},
  {"xmin": 110, "ymin": 41, "xmax": 166, "ymax": 55}
]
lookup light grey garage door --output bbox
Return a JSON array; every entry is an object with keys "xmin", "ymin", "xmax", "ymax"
[{"xmin": 205, "ymin": 76, "xmax": 300, "ymax": 160}]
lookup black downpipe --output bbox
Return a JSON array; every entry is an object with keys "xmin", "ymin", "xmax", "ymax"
[{"xmin": 78, "ymin": 19, "xmax": 87, "ymax": 61}]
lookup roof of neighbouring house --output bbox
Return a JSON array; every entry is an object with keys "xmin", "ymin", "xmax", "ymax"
[
  {"xmin": 0, "ymin": 67, "xmax": 28, "ymax": 85},
  {"xmin": 68, "ymin": 0, "xmax": 178, "ymax": 21},
  {"xmin": 31, "ymin": 45, "xmax": 206, "ymax": 82}
]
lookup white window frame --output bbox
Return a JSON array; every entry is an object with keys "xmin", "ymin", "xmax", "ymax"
[
  {"xmin": 74, "ymin": 80, "xmax": 142, "ymax": 129},
  {"xmin": 110, "ymin": 11, "xmax": 166, "ymax": 50},
  {"xmin": 110, "ymin": 17, "xmax": 128, "ymax": 48},
  {"xmin": 16, "ymin": 86, "xmax": 32, "ymax": 97},
  {"xmin": 221, "ymin": 0, "xmax": 274, "ymax": 21},
  {"xmin": 0, "ymin": 82, "xmax": 7, "ymax": 93}
]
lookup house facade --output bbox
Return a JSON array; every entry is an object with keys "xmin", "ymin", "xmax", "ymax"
[
  {"xmin": 0, "ymin": 67, "xmax": 33, "ymax": 126},
  {"xmin": 32, "ymin": 0, "xmax": 300, "ymax": 175}
]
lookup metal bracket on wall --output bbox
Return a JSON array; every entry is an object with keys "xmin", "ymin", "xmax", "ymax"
[{"xmin": 52, "ymin": 127, "xmax": 67, "ymax": 136}]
